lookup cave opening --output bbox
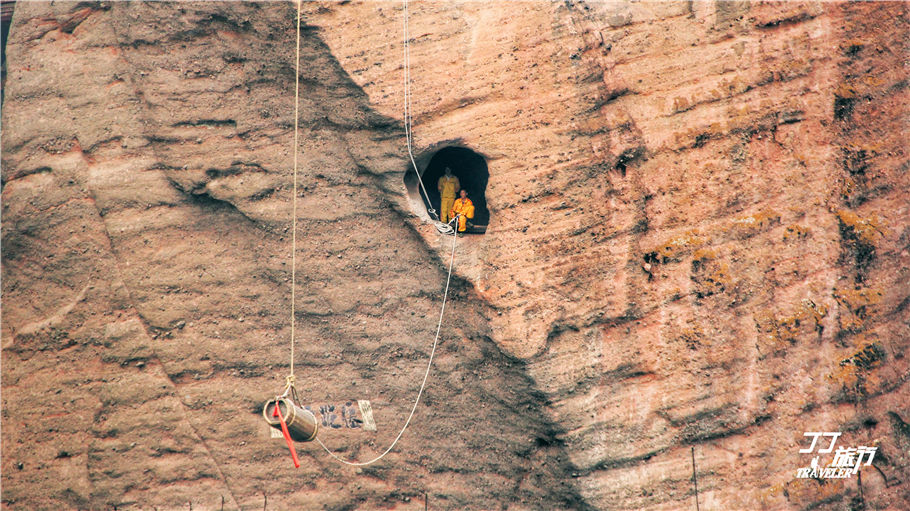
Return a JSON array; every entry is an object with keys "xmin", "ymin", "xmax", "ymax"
[{"xmin": 405, "ymin": 146, "xmax": 490, "ymax": 234}]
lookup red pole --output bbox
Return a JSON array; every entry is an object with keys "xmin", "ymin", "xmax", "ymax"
[{"xmin": 273, "ymin": 402, "xmax": 300, "ymax": 468}]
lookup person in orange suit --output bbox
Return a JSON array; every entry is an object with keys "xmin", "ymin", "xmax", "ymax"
[
  {"xmin": 450, "ymin": 189, "xmax": 475, "ymax": 235},
  {"xmin": 437, "ymin": 167, "xmax": 460, "ymax": 223}
]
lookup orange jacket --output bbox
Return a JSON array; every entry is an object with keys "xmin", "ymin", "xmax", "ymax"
[{"xmin": 450, "ymin": 197, "xmax": 474, "ymax": 220}]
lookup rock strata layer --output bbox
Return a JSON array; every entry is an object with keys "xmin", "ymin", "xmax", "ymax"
[
  {"xmin": 2, "ymin": 1, "xmax": 908, "ymax": 510},
  {"xmin": 304, "ymin": 1, "xmax": 909, "ymax": 508},
  {"xmin": 2, "ymin": 3, "xmax": 586, "ymax": 509}
]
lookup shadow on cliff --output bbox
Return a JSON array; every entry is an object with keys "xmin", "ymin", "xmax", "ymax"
[{"xmin": 55, "ymin": 2, "xmax": 597, "ymax": 509}]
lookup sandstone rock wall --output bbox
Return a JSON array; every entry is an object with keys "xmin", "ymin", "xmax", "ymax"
[
  {"xmin": 2, "ymin": 2, "xmax": 587, "ymax": 509},
  {"xmin": 2, "ymin": 1, "xmax": 908, "ymax": 510},
  {"xmin": 305, "ymin": 1, "xmax": 909, "ymax": 509}
]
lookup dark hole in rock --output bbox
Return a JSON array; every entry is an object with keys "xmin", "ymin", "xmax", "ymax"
[{"xmin": 405, "ymin": 146, "xmax": 490, "ymax": 233}]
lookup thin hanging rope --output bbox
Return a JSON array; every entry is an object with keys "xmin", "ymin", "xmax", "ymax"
[
  {"xmin": 279, "ymin": 0, "xmax": 456, "ymax": 466},
  {"xmin": 316, "ymin": 219, "xmax": 459, "ymax": 466},
  {"xmin": 289, "ymin": 0, "xmax": 302, "ymax": 378},
  {"xmin": 402, "ymin": 0, "xmax": 438, "ymax": 221}
]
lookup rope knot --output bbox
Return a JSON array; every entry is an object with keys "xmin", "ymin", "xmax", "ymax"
[{"xmin": 280, "ymin": 374, "xmax": 297, "ymax": 398}]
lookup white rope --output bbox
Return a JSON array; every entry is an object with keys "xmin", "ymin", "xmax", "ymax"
[
  {"xmin": 289, "ymin": 0, "xmax": 302, "ymax": 378},
  {"xmin": 402, "ymin": 0, "xmax": 438, "ymax": 221},
  {"xmin": 316, "ymin": 219, "xmax": 459, "ymax": 465},
  {"xmin": 306, "ymin": 0, "xmax": 460, "ymax": 466}
]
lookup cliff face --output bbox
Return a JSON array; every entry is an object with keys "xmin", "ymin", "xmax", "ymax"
[
  {"xmin": 1, "ymin": 3, "xmax": 586, "ymax": 510},
  {"xmin": 305, "ymin": 1, "xmax": 909, "ymax": 509},
  {"xmin": 2, "ymin": 1, "xmax": 908, "ymax": 510}
]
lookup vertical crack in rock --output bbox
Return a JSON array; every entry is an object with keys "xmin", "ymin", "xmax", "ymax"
[
  {"xmin": 3, "ymin": 2, "xmax": 597, "ymax": 509},
  {"xmin": 298, "ymin": 1, "xmax": 908, "ymax": 508},
  {"xmin": 4, "ymin": 1, "xmax": 908, "ymax": 510}
]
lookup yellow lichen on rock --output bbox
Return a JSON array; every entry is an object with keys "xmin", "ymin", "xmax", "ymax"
[
  {"xmin": 827, "ymin": 335, "xmax": 887, "ymax": 398},
  {"xmin": 783, "ymin": 224, "xmax": 810, "ymax": 241},
  {"xmin": 728, "ymin": 209, "xmax": 781, "ymax": 239},
  {"xmin": 754, "ymin": 299, "xmax": 827, "ymax": 349},
  {"xmin": 785, "ymin": 475, "xmax": 845, "ymax": 508},
  {"xmin": 675, "ymin": 325, "xmax": 704, "ymax": 350},
  {"xmin": 652, "ymin": 230, "xmax": 705, "ymax": 263},
  {"xmin": 690, "ymin": 248, "xmax": 733, "ymax": 299},
  {"xmin": 833, "ymin": 285, "xmax": 883, "ymax": 332},
  {"xmin": 835, "ymin": 209, "xmax": 886, "ymax": 246}
]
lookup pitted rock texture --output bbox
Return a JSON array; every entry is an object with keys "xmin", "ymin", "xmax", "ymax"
[
  {"xmin": 2, "ymin": 2, "xmax": 587, "ymax": 510},
  {"xmin": 304, "ymin": 1, "xmax": 908, "ymax": 509},
  {"xmin": 2, "ymin": 1, "xmax": 909, "ymax": 511}
]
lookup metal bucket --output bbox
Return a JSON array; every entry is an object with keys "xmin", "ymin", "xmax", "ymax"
[{"xmin": 263, "ymin": 397, "xmax": 318, "ymax": 442}]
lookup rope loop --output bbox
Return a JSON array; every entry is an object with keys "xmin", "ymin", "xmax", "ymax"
[{"xmin": 316, "ymin": 226, "xmax": 459, "ymax": 466}]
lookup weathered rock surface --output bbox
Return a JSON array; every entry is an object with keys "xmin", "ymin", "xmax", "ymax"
[
  {"xmin": 2, "ymin": 1, "xmax": 908, "ymax": 510},
  {"xmin": 304, "ymin": 1, "xmax": 909, "ymax": 509},
  {"xmin": 2, "ymin": 3, "xmax": 586, "ymax": 510}
]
